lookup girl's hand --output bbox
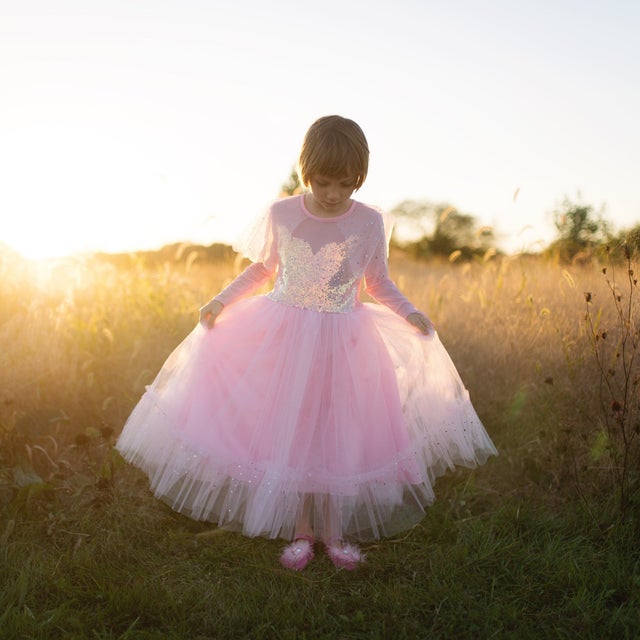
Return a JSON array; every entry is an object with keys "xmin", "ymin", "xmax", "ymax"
[
  {"xmin": 406, "ymin": 312, "xmax": 435, "ymax": 335},
  {"xmin": 199, "ymin": 299, "xmax": 224, "ymax": 329}
]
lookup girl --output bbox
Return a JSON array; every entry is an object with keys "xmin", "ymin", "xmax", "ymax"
[{"xmin": 116, "ymin": 115, "xmax": 497, "ymax": 571}]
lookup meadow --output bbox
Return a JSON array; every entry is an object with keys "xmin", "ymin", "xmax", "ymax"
[{"xmin": 0, "ymin": 243, "xmax": 638, "ymax": 639}]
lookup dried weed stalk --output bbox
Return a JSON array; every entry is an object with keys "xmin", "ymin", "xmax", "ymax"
[{"xmin": 584, "ymin": 244, "xmax": 640, "ymax": 522}]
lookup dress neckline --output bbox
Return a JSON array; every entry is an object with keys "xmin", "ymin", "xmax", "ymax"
[{"xmin": 300, "ymin": 194, "xmax": 357, "ymax": 222}]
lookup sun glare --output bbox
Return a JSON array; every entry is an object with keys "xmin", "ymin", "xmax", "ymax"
[{"xmin": 1, "ymin": 124, "xmax": 206, "ymax": 261}]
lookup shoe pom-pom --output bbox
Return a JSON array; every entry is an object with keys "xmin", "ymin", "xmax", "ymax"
[
  {"xmin": 326, "ymin": 542, "xmax": 366, "ymax": 570},
  {"xmin": 280, "ymin": 539, "xmax": 314, "ymax": 571}
]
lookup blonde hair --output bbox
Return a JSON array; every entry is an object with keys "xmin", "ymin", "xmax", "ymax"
[{"xmin": 298, "ymin": 115, "xmax": 369, "ymax": 190}]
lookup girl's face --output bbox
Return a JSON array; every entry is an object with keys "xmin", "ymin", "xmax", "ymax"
[{"xmin": 307, "ymin": 175, "xmax": 356, "ymax": 216}]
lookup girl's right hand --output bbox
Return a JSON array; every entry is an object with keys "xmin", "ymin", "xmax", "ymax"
[
  {"xmin": 199, "ymin": 299, "xmax": 224, "ymax": 329},
  {"xmin": 406, "ymin": 312, "xmax": 435, "ymax": 336}
]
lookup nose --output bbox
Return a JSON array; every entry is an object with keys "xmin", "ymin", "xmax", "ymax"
[{"xmin": 326, "ymin": 188, "xmax": 340, "ymax": 203}]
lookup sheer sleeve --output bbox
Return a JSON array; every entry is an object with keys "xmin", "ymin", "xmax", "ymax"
[
  {"xmin": 232, "ymin": 202, "xmax": 277, "ymax": 266},
  {"xmin": 213, "ymin": 204, "xmax": 278, "ymax": 307},
  {"xmin": 363, "ymin": 217, "xmax": 419, "ymax": 319},
  {"xmin": 376, "ymin": 206, "xmax": 395, "ymax": 251},
  {"xmin": 213, "ymin": 262, "xmax": 276, "ymax": 307}
]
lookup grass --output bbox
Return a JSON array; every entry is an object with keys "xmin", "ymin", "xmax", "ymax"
[
  {"xmin": 1, "ymin": 245, "xmax": 639, "ymax": 639},
  {"xmin": 2, "ymin": 482, "xmax": 638, "ymax": 639}
]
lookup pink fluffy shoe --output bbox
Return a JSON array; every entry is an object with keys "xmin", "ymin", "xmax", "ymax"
[
  {"xmin": 279, "ymin": 536, "xmax": 315, "ymax": 571},
  {"xmin": 325, "ymin": 540, "xmax": 366, "ymax": 570}
]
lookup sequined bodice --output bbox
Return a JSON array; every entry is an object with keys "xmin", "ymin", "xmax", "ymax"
[
  {"xmin": 213, "ymin": 196, "xmax": 417, "ymax": 320},
  {"xmin": 268, "ymin": 226, "xmax": 362, "ymax": 312}
]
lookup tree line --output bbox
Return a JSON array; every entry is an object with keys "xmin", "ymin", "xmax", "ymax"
[
  {"xmin": 389, "ymin": 195, "xmax": 640, "ymax": 262},
  {"xmin": 282, "ymin": 170, "xmax": 639, "ymax": 262}
]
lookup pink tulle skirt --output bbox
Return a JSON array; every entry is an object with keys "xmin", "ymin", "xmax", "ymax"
[{"xmin": 116, "ymin": 297, "xmax": 497, "ymax": 541}]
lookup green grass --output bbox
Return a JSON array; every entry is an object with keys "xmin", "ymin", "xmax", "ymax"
[
  {"xmin": 1, "ymin": 248, "xmax": 639, "ymax": 638},
  {"xmin": 1, "ymin": 462, "xmax": 638, "ymax": 639}
]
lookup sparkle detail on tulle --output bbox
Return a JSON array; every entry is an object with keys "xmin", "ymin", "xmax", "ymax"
[{"xmin": 268, "ymin": 226, "xmax": 360, "ymax": 313}]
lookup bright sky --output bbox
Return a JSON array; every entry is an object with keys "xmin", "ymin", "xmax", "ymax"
[{"xmin": 1, "ymin": 0, "xmax": 639, "ymax": 259}]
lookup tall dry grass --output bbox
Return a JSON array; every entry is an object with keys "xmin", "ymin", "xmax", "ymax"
[
  {"xmin": 1, "ymin": 245, "xmax": 633, "ymax": 517},
  {"xmin": 1, "ymin": 245, "xmax": 639, "ymax": 639}
]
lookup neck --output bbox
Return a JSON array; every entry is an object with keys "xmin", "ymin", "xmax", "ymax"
[{"xmin": 304, "ymin": 193, "xmax": 352, "ymax": 218}]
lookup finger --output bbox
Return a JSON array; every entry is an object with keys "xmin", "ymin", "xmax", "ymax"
[{"xmin": 201, "ymin": 311, "xmax": 213, "ymax": 329}]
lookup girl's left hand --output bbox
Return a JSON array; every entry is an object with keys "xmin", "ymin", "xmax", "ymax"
[{"xmin": 406, "ymin": 312, "xmax": 435, "ymax": 335}]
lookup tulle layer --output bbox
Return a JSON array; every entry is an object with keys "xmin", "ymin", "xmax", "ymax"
[{"xmin": 116, "ymin": 297, "xmax": 496, "ymax": 541}]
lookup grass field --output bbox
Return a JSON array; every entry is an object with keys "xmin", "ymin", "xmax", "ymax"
[{"xmin": 1, "ymin": 244, "xmax": 638, "ymax": 639}]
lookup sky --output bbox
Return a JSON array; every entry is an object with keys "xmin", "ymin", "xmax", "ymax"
[{"xmin": 1, "ymin": 0, "xmax": 639, "ymax": 259}]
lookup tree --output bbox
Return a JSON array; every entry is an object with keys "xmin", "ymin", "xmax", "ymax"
[
  {"xmin": 389, "ymin": 199, "xmax": 436, "ymax": 242},
  {"xmin": 390, "ymin": 199, "xmax": 495, "ymax": 260},
  {"xmin": 611, "ymin": 223, "xmax": 640, "ymax": 258},
  {"xmin": 280, "ymin": 166, "xmax": 304, "ymax": 197},
  {"xmin": 431, "ymin": 207, "xmax": 477, "ymax": 256},
  {"xmin": 549, "ymin": 194, "xmax": 610, "ymax": 260}
]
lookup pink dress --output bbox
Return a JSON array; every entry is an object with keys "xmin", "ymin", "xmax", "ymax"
[{"xmin": 116, "ymin": 195, "xmax": 497, "ymax": 541}]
